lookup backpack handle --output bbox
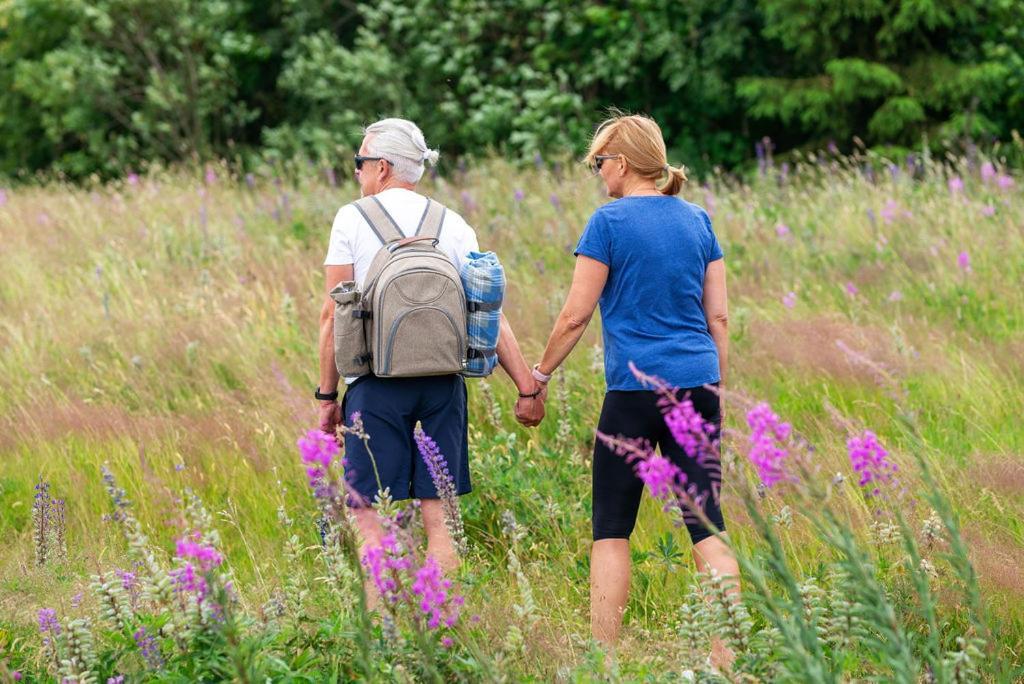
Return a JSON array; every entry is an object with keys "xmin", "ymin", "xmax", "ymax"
[{"xmin": 387, "ymin": 236, "xmax": 439, "ymax": 252}]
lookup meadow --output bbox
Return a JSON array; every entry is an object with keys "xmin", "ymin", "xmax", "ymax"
[{"xmin": 0, "ymin": 144, "xmax": 1022, "ymax": 682}]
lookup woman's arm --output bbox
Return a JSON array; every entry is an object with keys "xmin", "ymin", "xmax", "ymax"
[
  {"xmin": 702, "ymin": 258, "xmax": 729, "ymax": 388},
  {"xmin": 536, "ymin": 255, "xmax": 609, "ymax": 376}
]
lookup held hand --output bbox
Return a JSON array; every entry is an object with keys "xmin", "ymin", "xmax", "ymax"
[
  {"xmin": 319, "ymin": 400, "xmax": 342, "ymax": 436},
  {"xmin": 514, "ymin": 395, "xmax": 545, "ymax": 427}
]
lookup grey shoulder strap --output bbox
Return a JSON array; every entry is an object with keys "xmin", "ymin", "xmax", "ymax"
[
  {"xmin": 414, "ymin": 198, "xmax": 447, "ymax": 240},
  {"xmin": 352, "ymin": 196, "xmax": 404, "ymax": 245}
]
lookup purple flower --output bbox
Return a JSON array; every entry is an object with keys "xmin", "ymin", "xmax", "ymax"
[
  {"xmin": 664, "ymin": 399, "xmax": 717, "ymax": 459},
  {"xmin": 957, "ymin": 251, "xmax": 971, "ymax": 273},
  {"xmin": 703, "ymin": 189, "xmax": 716, "ymax": 218},
  {"xmin": 880, "ymin": 199, "xmax": 899, "ymax": 224},
  {"xmin": 549, "ymin": 193, "xmax": 561, "ymax": 210},
  {"xmin": 782, "ymin": 291, "xmax": 797, "ymax": 309},
  {"xmin": 636, "ymin": 454, "xmax": 684, "ymax": 499},
  {"xmin": 996, "ymin": 174, "xmax": 1014, "ymax": 190},
  {"xmin": 108, "ymin": 676, "xmax": 125, "ymax": 684},
  {"xmin": 460, "ymin": 190, "xmax": 476, "ymax": 213},
  {"xmin": 0, "ymin": 188, "xmax": 7, "ymax": 206},
  {"xmin": 204, "ymin": 167, "xmax": 217, "ymax": 185},
  {"xmin": 38, "ymin": 608, "xmax": 60, "ymax": 636},
  {"xmin": 775, "ymin": 223, "xmax": 790, "ymax": 238},
  {"xmin": 297, "ymin": 429, "xmax": 341, "ymax": 496},
  {"xmin": 981, "ymin": 204, "xmax": 996, "ymax": 217},
  {"xmin": 847, "ymin": 430, "xmax": 898, "ymax": 497},
  {"xmin": 71, "ymin": 592, "xmax": 83, "ymax": 608},
  {"xmin": 948, "ymin": 176, "xmax": 964, "ymax": 194},
  {"xmin": 126, "ymin": 173, "xmax": 140, "ymax": 186},
  {"xmin": 888, "ymin": 290, "xmax": 904, "ymax": 303},
  {"xmin": 415, "ymin": 428, "xmax": 466, "ymax": 553},
  {"xmin": 12, "ymin": 672, "xmax": 22, "ymax": 681},
  {"xmin": 746, "ymin": 403, "xmax": 791, "ymax": 488},
  {"xmin": 411, "ymin": 555, "xmax": 463, "ymax": 629},
  {"xmin": 513, "ymin": 189, "xmax": 524, "ymax": 202},
  {"xmin": 844, "ymin": 282, "xmax": 859, "ymax": 297},
  {"xmin": 245, "ymin": 173, "xmax": 256, "ymax": 188},
  {"xmin": 175, "ymin": 535, "xmax": 223, "ymax": 571},
  {"xmin": 980, "ymin": 161, "xmax": 996, "ymax": 183},
  {"xmin": 134, "ymin": 625, "xmax": 164, "ymax": 669},
  {"xmin": 362, "ymin": 534, "xmax": 414, "ymax": 603},
  {"xmin": 170, "ymin": 562, "xmax": 204, "ymax": 597}
]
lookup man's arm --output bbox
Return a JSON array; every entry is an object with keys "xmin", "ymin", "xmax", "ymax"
[
  {"xmin": 496, "ymin": 313, "xmax": 545, "ymax": 427},
  {"xmin": 319, "ymin": 264, "xmax": 354, "ymax": 433}
]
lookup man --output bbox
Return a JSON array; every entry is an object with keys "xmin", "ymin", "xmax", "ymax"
[{"xmin": 317, "ymin": 118, "xmax": 545, "ymax": 575}]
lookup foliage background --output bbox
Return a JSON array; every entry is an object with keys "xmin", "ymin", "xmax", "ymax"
[{"xmin": 1, "ymin": 0, "xmax": 1023, "ymax": 179}]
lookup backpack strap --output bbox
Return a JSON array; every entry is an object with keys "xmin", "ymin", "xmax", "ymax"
[
  {"xmin": 352, "ymin": 196, "xmax": 404, "ymax": 245},
  {"xmin": 414, "ymin": 198, "xmax": 447, "ymax": 240}
]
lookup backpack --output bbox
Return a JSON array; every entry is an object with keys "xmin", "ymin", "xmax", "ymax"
[{"xmin": 343, "ymin": 195, "xmax": 468, "ymax": 378}]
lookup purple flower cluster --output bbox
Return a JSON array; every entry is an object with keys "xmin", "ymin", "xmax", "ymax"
[
  {"xmin": 38, "ymin": 607, "xmax": 60, "ymax": 641},
  {"xmin": 415, "ymin": 427, "xmax": 466, "ymax": 553},
  {"xmin": 746, "ymin": 403, "xmax": 792, "ymax": 488},
  {"xmin": 175, "ymin": 535, "xmax": 223, "ymax": 572},
  {"xmin": 664, "ymin": 398, "xmax": 716, "ymax": 459},
  {"xmin": 297, "ymin": 429, "xmax": 341, "ymax": 498},
  {"xmin": 133, "ymin": 626, "xmax": 164, "ymax": 669},
  {"xmin": 847, "ymin": 430, "xmax": 898, "ymax": 497},
  {"xmin": 635, "ymin": 454, "xmax": 684, "ymax": 499},
  {"xmin": 412, "ymin": 556, "xmax": 464, "ymax": 629},
  {"xmin": 363, "ymin": 534, "xmax": 414, "ymax": 603}
]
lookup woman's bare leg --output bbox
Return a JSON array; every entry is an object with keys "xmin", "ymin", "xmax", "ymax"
[
  {"xmin": 693, "ymin": 533, "xmax": 740, "ymax": 671},
  {"xmin": 591, "ymin": 538, "xmax": 632, "ymax": 646}
]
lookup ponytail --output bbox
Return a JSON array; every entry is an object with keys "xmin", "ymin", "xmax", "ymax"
[{"xmin": 658, "ymin": 164, "xmax": 688, "ymax": 195}]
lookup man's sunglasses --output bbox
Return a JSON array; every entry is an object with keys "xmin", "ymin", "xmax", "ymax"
[
  {"xmin": 592, "ymin": 154, "xmax": 620, "ymax": 173},
  {"xmin": 354, "ymin": 155, "xmax": 395, "ymax": 171}
]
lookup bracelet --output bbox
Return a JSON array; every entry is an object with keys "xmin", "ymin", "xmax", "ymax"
[
  {"xmin": 314, "ymin": 386, "xmax": 339, "ymax": 401},
  {"xmin": 518, "ymin": 387, "xmax": 543, "ymax": 399},
  {"xmin": 531, "ymin": 364, "xmax": 552, "ymax": 383}
]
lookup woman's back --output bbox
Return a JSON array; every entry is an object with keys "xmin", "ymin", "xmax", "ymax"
[{"xmin": 574, "ymin": 195, "xmax": 723, "ymax": 391}]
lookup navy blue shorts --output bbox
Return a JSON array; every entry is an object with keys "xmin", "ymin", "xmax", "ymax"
[{"xmin": 341, "ymin": 374, "xmax": 471, "ymax": 504}]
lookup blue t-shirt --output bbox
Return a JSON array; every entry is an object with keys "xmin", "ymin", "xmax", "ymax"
[{"xmin": 574, "ymin": 196, "xmax": 724, "ymax": 391}]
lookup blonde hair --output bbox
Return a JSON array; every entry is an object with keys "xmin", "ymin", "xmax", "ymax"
[{"xmin": 585, "ymin": 112, "xmax": 687, "ymax": 195}]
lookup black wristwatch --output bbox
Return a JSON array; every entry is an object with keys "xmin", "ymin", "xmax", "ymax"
[{"xmin": 314, "ymin": 386, "xmax": 339, "ymax": 401}]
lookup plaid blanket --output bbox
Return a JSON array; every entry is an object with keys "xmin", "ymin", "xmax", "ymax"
[{"xmin": 460, "ymin": 250, "xmax": 504, "ymax": 377}]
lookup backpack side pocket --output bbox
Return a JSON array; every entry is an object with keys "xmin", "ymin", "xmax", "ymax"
[{"xmin": 329, "ymin": 281, "xmax": 371, "ymax": 378}]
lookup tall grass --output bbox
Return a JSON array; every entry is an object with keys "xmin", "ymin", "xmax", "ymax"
[{"xmin": 0, "ymin": 146, "xmax": 1022, "ymax": 680}]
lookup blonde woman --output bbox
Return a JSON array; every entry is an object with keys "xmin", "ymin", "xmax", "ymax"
[{"xmin": 531, "ymin": 114, "xmax": 737, "ymax": 668}]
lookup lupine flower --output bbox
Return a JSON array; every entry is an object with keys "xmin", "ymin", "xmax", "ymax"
[
  {"xmin": 783, "ymin": 291, "xmax": 797, "ymax": 309},
  {"xmin": 746, "ymin": 403, "xmax": 791, "ymax": 488},
  {"xmin": 134, "ymin": 626, "xmax": 164, "ymax": 669},
  {"xmin": 411, "ymin": 555, "xmax": 463, "ymax": 629},
  {"xmin": 980, "ymin": 161, "xmax": 996, "ymax": 183},
  {"xmin": 297, "ymin": 430, "xmax": 341, "ymax": 497},
  {"xmin": 245, "ymin": 173, "xmax": 256, "ymax": 188},
  {"xmin": 414, "ymin": 428, "xmax": 466, "ymax": 554},
  {"xmin": 957, "ymin": 251, "xmax": 971, "ymax": 273},
  {"xmin": 948, "ymin": 176, "xmax": 964, "ymax": 194},
  {"xmin": 38, "ymin": 608, "xmax": 60, "ymax": 637},
  {"xmin": 169, "ymin": 562, "xmax": 204, "ymax": 597},
  {"xmin": 513, "ymin": 189, "xmax": 524, "ymax": 202},
  {"xmin": 775, "ymin": 223, "xmax": 790, "ymax": 238},
  {"xmin": 108, "ymin": 676, "xmax": 125, "ymax": 684},
  {"xmin": 101, "ymin": 464, "xmax": 130, "ymax": 521},
  {"xmin": 636, "ymin": 454, "xmax": 684, "ymax": 499},
  {"xmin": 460, "ymin": 190, "xmax": 476, "ymax": 213},
  {"xmin": 325, "ymin": 166, "xmax": 337, "ymax": 187},
  {"xmin": 703, "ymin": 188, "xmax": 716, "ymax": 218},
  {"xmin": 847, "ymin": 430, "xmax": 898, "ymax": 497},
  {"xmin": 549, "ymin": 193, "xmax": 561, "ymax": 210},
  {"xmin": 71, "ymin": 592, "xmax": 83, "ymax": 608},
  {"xmin": 996, "ymin": 174, "xmax": 1014, "ymax": 190},
  {"xmin": 664, "ymin": 398, "xmax": 716, "ymax": 459}
]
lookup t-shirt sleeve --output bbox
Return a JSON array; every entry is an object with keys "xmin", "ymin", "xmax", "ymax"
[
  {"xmin": 443, "ymin": 212, "xmax": 480, "ymax": 271},
  {"xmin": 574, "ymin": 211, "xmax": 611, "ymax": 265},
  {"xmin": 324, "ymin": 205, "xmax": 360, "ymax": 266},
  {"xmin": 698, "ymin": 207, "xmax": 724, "ymax": 263}
]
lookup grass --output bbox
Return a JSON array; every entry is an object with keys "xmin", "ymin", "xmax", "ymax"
[{"xmin": 0, "ymin": 147, "xmax": 1022, "ymax": 680}]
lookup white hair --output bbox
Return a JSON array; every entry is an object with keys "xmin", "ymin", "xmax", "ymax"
[{"xmin": 363, "ymin": 118, "xmax": 440, "ymax": 184}]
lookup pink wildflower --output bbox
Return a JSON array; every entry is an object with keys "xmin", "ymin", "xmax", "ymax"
[
  {"xmin": 775, "ymin": 223, "xmax": 790, "ymax": 238},
  {"xmin": 746, "ymin": 403, "xmax": 791, "ymax": 488},
  {"xmin": 636, "ymin": 454, "xmax": 683, "ymax": 499},
  {"xmin": 847, "ymin": 430, "xmax": 898, "ymax": 497},
  {"xmin": 957, "ymin": 251, "xmax": 971, "ymax": 273},
  {"xmin": 782, "ymin": 291, "xmax": 797, "ymax": 309},
  {"xmin": 948, "ymin": 176, "xmax": 964, "ymax": 194}
]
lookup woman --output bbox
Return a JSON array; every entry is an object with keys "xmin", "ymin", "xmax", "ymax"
[{"xmin": 531, "ymin": 113, "xmax": 738, "ymax": 667}]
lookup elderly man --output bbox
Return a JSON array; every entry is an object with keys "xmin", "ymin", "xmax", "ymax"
[{"xmin": 317, "ymin": 118, "xmax": 544, "ymax": 575}]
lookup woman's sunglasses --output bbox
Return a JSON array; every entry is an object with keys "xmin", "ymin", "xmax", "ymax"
[
  {"xmin": 354, "ymin": 155, "xmax": 395, "ymax": 171},
  {"xmin": 592, "ymin": 154, "xmax": 620, "ymax": 173}
]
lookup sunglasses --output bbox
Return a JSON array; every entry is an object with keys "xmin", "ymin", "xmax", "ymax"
[
  {"xmin": 592, "ymin": 154, "xmax": 620, "ymax": 173},
  {"xmin": 354, "ymin": 155, "xmax": 395, "ymax": 171}
]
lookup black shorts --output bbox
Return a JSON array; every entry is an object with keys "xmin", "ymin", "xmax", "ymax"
[
  {"xmin": 592, "ymin": 385, "xmax": 724, "ymax": 545},
  {"xmin": 341, "ymin": 374, "xmax": 471, "ymax": 504}
]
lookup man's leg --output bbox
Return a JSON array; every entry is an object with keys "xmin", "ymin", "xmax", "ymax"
[{"xmin": 420, "ymin": 499, "xmax": 458, "ymax": 574}]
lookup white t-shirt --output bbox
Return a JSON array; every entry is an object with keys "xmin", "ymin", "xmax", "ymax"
[{"xmin": 323, "ymin": 188, "xmax": 479, "ymax": 286}]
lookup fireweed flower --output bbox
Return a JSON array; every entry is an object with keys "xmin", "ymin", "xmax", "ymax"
[
  {"xmin": 996, "ymin": 174, "xmax": 1014, "ymax": 190},
  {"xmin": 775, "ymin": 223, "xmax": 790, "ymax": 238},
  {"xmin": 948, "ymin": 176, "xmax": 964, "ymax": 194},
  {"xmin": 844, "ymin": 282, "xmax": 859, "ymax": 297},
  {"xmin": 958, "ymin": 251, "xmax": 971, "ymax": 273},
  {"xmin": 746, "ymin": 403, "xmax": 792, "ymax": 488},
  {"xmin": 513, "ymin": 188, "xmax": 524, "ymax": 202},
  {"xmin": 664, "ymin": 398, "xmax": 717, "ymax": 459},
  {"xmin": 783, "ymin": 291, "xmax": 797, "ymax": 309},
  {"xmin": 414, "ymin": 428, "xmax": 467, "ymax": 554},
  {"xmin": 411, "ymin": 556, "xmax": 464, "ymax": 629},
  {"xmin": 847, "ymin": 430, "xmax": 898, "ymax": 497},
  {"xmin": 362, "ymin": 534, "xmax": 414, "ymax": 605},
  {"xmin": 980, "ymin": 161, "xmax": 996, "ymax": 183},
  {"xmin": 175, "ymin": 536, "xmax": 223, "ymax": 572},
  {"xmin": 297, "ymin": 429, "xmax": 341, "ymax": 497},
  {"xmin": 635, "ymin": 454, "xmax": 684, "ymax": 499},
  {"xmin": 888, "ymin": 290, "xmax": 904, "ymax": 303},
  {"xmin": 981, "ymin": 204, "xmax": 996, "ymax": 217},
  {"xmin": 880, "ymin": 199, "xmax": 899, "ymax": 223}
]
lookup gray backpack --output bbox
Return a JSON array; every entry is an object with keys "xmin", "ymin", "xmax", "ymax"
[{"xmin": 330, "ymin": 195, "xmax": 468, "ymax": 378}]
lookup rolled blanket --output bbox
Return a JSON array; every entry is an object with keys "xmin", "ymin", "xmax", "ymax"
[{"xmin": 460, "ymin": 250, "xmax": 504, "ymax": 377}]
